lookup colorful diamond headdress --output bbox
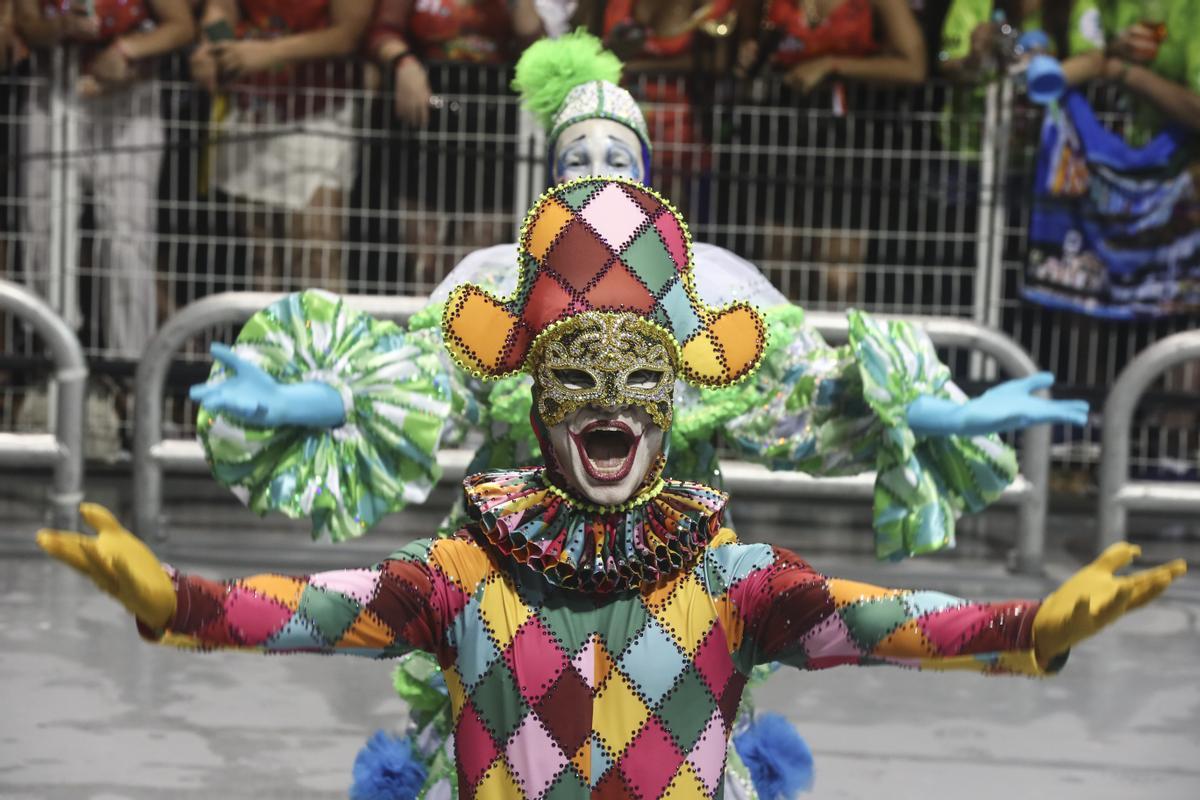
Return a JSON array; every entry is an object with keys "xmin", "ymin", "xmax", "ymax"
[{"xmin": 441, "ymin": 177, "xmax": 766, "ymax": 388}]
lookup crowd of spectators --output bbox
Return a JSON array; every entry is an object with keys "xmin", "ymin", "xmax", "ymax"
[{"xmin": 0, "ymin": 1, "xmax": 1197, "ymax": 454}]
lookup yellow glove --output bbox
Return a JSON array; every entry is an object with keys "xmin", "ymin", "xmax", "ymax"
[
  {"xmin": 36, "ymin": 503, "xmax": 177, "ymax": 631},
  {"xmin": 1034, "ymin": 542, "xmax": 1186, "ymax": 667}
]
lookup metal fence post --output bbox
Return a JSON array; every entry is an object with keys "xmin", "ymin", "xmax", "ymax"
[
  {"xmin": 0, "ymin": 279, "xmax": 87, "ymax": 530},
  {"xmin": 1098, "ymin": 330, "xmax": 1200, "ymax": 552}
]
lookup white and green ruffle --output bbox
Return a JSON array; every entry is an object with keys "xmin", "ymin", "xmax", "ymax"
[
  {"xmin": 723, "ymin": 306, "xmax": 1018, "ymax": 561},
  {"xmin": 197, "ymin": 290, "xmax": 463, "ymax": 542}
]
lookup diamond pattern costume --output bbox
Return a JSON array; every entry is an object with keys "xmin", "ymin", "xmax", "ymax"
[
  {"xmin": 151, "ymin": 498, "xmax": 1044, "ymax": 799},
  {"xmin": 178, "ymin": 178, "xmax": 1053, "ymax": 800}
]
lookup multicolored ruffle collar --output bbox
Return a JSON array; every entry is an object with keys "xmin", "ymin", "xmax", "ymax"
[{"xmin": 464, "ymin": 468, "xmax": 728, "ymax": 593}]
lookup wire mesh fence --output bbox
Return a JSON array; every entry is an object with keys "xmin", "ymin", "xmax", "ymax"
[{"xmin": 0, "ymin": 52, "xmax": 1195, "ymax": 482}]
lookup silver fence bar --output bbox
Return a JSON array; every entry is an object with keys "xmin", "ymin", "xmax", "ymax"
[
  {"xmin": 133, "ymin": 294, "xmax": 1049, "ymax": 571},
  {"xmin": 0, "ymin": 279, "xmax": 87, "ymax": 529},
  {"xmin": 1097, "ymin": 331, "xmax": 1200, "ymax": 552}
]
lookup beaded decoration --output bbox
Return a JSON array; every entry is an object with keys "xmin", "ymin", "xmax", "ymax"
[
  {"xmin": 441, "ymin": 177, "xmax": 767, "ymax": 389},
  {"xmin": 464, "ymin": 467, "xmax": 729, "ymax": 592}
]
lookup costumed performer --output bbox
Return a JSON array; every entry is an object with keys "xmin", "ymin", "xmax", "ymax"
[
  {"xmin": 39, "ymin": 177, "xmax": 1186, "ymax": 800},
  {"xmin": 186, "ymin": 35, "xmax": 1088, "ymax": 799}
]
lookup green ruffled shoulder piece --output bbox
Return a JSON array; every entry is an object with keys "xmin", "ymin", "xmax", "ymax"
[
  {"xmin": 847, "ymin": 310, "xmax": 1018, "ymax": 560},
  {"xmin": 673, "ymin": 304, "xmax": 810, "ymax": 444},
  {"xmin": 511, "ymin": 30, "xmax": 622, "ymax": 129},
  {"xmin": 197, "ymin": 290, "xmax": 455, "ymax": 542}
]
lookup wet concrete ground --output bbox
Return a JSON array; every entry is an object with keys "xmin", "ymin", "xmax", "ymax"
[{"xmin": 2, "ymin": 475, "xmax": 1198, "ymax": 799}]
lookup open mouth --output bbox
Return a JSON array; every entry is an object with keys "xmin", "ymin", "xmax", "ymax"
[{"xmin": 569, "ymin": 420, "xmax": 642, "ymax": 482}]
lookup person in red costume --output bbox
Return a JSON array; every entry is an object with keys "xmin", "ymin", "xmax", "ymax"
[
  {"xmin": 190, "ymin": 0, "xmax": 374, "ymax": 294},
  {"xmin": 366, "ymin": 0, "xmax": 544, "ymax": 286},
  {"xmin": 13, "ymin": 0, "xmax": 193, "ymax": 363},
  {"xmin": 368, "ymin": 0, "xmax": 546, "ymax": 127},
  {"xmin": 737, "ymin": 0, "xmax": 927, "ymax": 91}
]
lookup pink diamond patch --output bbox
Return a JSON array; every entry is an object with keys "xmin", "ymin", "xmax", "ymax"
[
  {"xmin": 580, "ymin": 183, "xmax": 648, "ymax": 252},
  {"xmin": 685, "ymin": 710, "xmax": 727, "ymax": 794},
  {"xmin": 654, "ymin": 211, "xmax": 688, "ymax": 272},
  {"xmin": 802, "ymin": 613, "xmax": 863, "ymax": 660},
  {"xmin": 619, "ymin": 716, "xmax": 685, "ymax": 800},
  {"xmin": 505, "ymin": 713, "xmax": 568, "ymax": 799},
  {"xmin": 693, "ymin": 625, "xmax": 734, "ymax": 698},
  {"xmin": 573, "ymin": 635, "xmax": 597, "ymax": 689},
  {"xmin": 224, "ymin": 587, "xmax": 293, "ymax": 644},
  {"xmin": 917, "ymin": 603, "xmax": 999, "ymax": 656},
  {"xmin": 504, "ymin": 617, "xmax": 568, "ymax": 704},
  {"xmin": 308, "ymin": 569, "xmax": 379, "ymax": 606}
]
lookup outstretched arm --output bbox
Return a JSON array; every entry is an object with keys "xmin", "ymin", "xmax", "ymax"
[
  {"xmin": 906, "ymin": 372, "xmax": 1089, "ymax": 437},
  {"xmin": 37, "ymin": 504, "xmax": 447, "ymax": 657},
  {"xmin": 708, "ymin": 538, "xmax": 1184, "ymax": 676}
]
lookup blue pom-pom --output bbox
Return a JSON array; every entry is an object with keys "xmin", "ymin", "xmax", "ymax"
[
  {"xmin": 349, "ymin": 731, "xmax": 429, "ymax": 800},
  {"xmin": 733, "ymin": 714, "xmax": 814, "ymax": 799}
]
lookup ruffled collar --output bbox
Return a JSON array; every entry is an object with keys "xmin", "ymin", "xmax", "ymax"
[{"xmin": 464, "ymin": 468, "xmax": 728, "ymax": 592}]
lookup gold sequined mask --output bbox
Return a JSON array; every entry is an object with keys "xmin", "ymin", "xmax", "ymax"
[{"xmin": 532, "ymin": 312, "xmax": 677, "ymax": 429}]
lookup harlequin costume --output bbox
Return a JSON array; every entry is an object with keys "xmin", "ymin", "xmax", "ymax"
[
  {"xmin": 194, "ymin": 40, "xmax": 1020, "ymax": 797},
  {"xmin": 188, "ymin": 179, "xmax": 1044, "ymax": 798},
  {"xmin": 39, "ymin": 178, "xmax": 1186, "ymax": 800}
]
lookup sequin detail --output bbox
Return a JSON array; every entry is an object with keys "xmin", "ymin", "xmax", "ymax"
[
  {"xmin": 464, "ymin": 467, "xmax": 728, "ymax": 592},
  {"xmin": 441, "ymin": 177, "xmax": 767, "ymax": 388}
]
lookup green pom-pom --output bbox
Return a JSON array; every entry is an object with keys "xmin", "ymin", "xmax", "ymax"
[{"xmin": 512, "ymin": 30, "xmax": 623, "ymax": 129}]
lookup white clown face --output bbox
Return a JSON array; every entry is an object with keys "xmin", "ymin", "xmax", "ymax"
[
  {"xmin": 547, "ymin": 405, "xmax": 665, "ymax": 506},
  {"xmin": 553, "ymin": 118, "xmax": 645, "ymax": 184}
]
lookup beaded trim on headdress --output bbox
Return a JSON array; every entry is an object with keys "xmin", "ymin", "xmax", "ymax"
[
  {"xmin": 440, "ymin": 177, "xmax": 767, "ymax": 389},
  {"xmin": 465, "ymin": 467, "xmax": 728, "ymax": 592}
]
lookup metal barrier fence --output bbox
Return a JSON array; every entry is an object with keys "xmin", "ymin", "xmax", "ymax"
[
  {"xmin": 132, "ymin": 292, "xmax": 1050, "ymax": 573},
  {"xmin": 1, "ymin": 55, "xmax": 1196, "ymax": 481},
  {"xmin": 1098, "ymin": 331, "xmax": 1200, "ymax": 551},
  {"xmin": 0, "ymin": 278, "xmax": 85, "ymax": 530}
]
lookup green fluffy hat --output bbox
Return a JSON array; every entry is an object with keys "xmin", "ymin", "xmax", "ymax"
[{"xmin": 511, "ymin": 31, "xmax": 652, "ymax": 161}]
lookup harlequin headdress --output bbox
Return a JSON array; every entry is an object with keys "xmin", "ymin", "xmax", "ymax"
[
  {"xmin": 441, "ymin": 177, "xmax": 766, "ymax": 389},
  {"xmin": 511, "ymin": 31, "xmax": 652, "ymax": 179}
]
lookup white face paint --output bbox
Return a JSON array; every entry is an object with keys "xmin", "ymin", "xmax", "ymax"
[
  {"xmin": 547, "ymin": 404, "xmax": 664, "ymax": 506},
  {"xmin": 553, "ymin": 118, "xmax": 645, "ymax": 184}
]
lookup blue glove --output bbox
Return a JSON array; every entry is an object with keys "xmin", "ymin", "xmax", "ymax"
[
  {"xmin": 906, "ymin": 372, "xmax": 1089, "ymax": 438},
  {"xmin": 188, "ymin": 343, "xmax": 347, "ymax": 429}
]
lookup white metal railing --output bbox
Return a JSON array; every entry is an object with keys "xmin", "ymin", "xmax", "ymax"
[
  {"xmin": 1098, "ymin": 331, "xmax": 1200, "ymax": 552},
  {"xmin": 0, "ymin": 279, "xmax": 87, "ymax": 529}
]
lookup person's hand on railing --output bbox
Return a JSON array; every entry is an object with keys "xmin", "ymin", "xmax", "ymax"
[
  {"xmin": 77, "ymin": 42, "xmax": 136, "ymax": 97},
  {"xmin": 784, "ymin": 58, "xmax": 836, "ymax": 94},
  {"xmin": 190, "ymin": 41, "xmax": 219, "ymax": 93},
  {"xmin": 37, "ymin": 503, "xmax": 177, "ymax": 631},
  {"xmin": 906, "ymin": 372, "xmax": 1089, "ymax": 437},
  {"xmin": 1033, "ymin": 542, "xmax": 1186, "ymax": 668},
  {"xmin": 211, "ymin": 40, "xmax": 279, "ymax": 80},
  {"xmin": 393, "ymin": 54, "xmax": 431, "ymax": 128},
  {"xmin": 188, "ymin": 343, "xmax": 347, "ymax": 429}
]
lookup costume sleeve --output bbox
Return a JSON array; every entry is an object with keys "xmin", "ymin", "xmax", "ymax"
[
  {"xmin": 702, "ymin": 539, "xmax": 1046, "ymax": 677},
  {"xmin": 198, "ymin": 290, "xmax": 482, "ymax": 543},
  {"xmin": 940, "ymin": 0, "xmax": 991, "ymax": 61},
  {"xmin": 150, "ymin": 538, "xmax": 460, "ymax": 657},
  {"xmin": 708, "ymin": 307, "xmax": 1017, "ymax": 561}
]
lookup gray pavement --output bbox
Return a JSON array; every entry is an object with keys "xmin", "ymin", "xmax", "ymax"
[{"xmin": 2, "ymin": 476, "xmax": 1198, "ymax": 800}]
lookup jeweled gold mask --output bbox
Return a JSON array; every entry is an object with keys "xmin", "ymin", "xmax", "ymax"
[{"xmin": 532, "ymin": 312, "xmax": 677, "ymax": 429}]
